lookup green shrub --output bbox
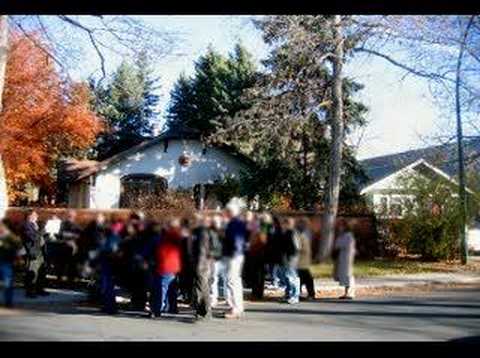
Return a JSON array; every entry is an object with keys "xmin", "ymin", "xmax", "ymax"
[{"xmin": 379, "ymin": 173, "xmax": 478, "ymax": 261}]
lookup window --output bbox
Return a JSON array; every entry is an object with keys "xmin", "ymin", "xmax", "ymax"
[
  {"xmin": 379, "ymin": 196, "xmax": 388, "ymax": 213},
  {"xmin": 390, "ymin": 196, "xmax": 404, "ymax": 217},
  {"xmin": 119, "ymin": 174, "xmax": 168, "ymax": 208}
]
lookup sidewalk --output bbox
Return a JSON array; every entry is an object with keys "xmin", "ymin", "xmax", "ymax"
[
  {"xmin": 314, "ymin": 272, "xmax": 480, "ymax": 295},
  {"xmin": 263, "ymin": 271, "xmax": 480, "ymax": 298}
]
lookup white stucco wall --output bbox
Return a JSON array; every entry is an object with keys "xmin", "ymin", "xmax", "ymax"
[
  {"xmin": 363, "ymin": 166, "xmax": 419, "ymax": 194},
  {"xmin": 87, "ymin": 139, "xmax": 247, "ymax": 209}
]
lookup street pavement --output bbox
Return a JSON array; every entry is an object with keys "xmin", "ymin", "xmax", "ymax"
[{"xmin": 1, "ymin": 285, "xmax": 480, "ymax": 341}]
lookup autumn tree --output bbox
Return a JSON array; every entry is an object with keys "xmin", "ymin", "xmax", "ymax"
[
  {"xmin": 0, "ymin": 32, "xmax": 103, "ymax": 203},
  {"xmin": 0, "ymin": 15, "xmax": 176, "ymax": 210}
]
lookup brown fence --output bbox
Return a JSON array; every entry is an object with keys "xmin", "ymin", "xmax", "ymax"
[{"xmin": 4, "ymin": 207, "xmax": 379, "ymax": 259}]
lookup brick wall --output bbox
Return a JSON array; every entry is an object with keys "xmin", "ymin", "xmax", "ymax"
[{"xmin": 5, "ymin": 207, "xmax": 379, "ymax": 259}]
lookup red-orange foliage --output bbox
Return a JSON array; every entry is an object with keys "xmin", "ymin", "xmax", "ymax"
[{"xmin": 0, "ymin": 32, "xmax": 103, "ymax": 202}]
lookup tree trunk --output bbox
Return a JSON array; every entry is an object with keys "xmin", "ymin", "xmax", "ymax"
[
  {"xmin": 0, "ymin": 15, "xmax": 8, "ymax": 220},
  {"xmin": 318, "ymin": 15, "xmax": 345, "ymax": 261}
]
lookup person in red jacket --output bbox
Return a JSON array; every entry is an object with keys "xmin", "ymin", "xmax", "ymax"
[{"xmin": 151, "ymin": 218, "xmax": 183, "ymax": 318}]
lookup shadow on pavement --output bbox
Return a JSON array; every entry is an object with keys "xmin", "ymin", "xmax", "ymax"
[
  {"xmin": 245, "ymin": 306, "xmax": 480, "ymax": 319},
  {"xmin": 2, "ymin": 288, "xmax": 229, "ymax": 325}
]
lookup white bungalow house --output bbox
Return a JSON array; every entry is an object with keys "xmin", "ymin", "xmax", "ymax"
[
  {"xmin": 359, "ymin": 138, "xmax": 480, "ymax": 252},
  {"xmin": 61, "ymin": 126, "xmax": 253, "ymax": 210},
  {"xmin": 360, "ymin": 158, "xmax": 474, "ymax": 217}
]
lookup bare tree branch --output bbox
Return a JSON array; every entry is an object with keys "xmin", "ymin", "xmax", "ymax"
[
  {"xmin": 56, "ymin": 15, "xmax": 106, "ymax": 81},
  {"xmin": 10, "ymin": 19, "xmax": 70, "ymax": 79},
  {"xmin": 352, "ymin": 46, "xmax": 449, "ymax": 82}
]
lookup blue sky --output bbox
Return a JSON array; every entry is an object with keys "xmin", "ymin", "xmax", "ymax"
[{"xmin": 63, "ymin": 15, "xmax": 452, "ymax": 160}]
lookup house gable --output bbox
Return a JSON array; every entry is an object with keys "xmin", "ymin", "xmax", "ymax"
[
  {"xmin": 89, "ymin": 139, "xmax": 249, "ymax": 209},
  {"xmin": 361, "ymin": 159, "xmax": 475, "ymax": 196}
]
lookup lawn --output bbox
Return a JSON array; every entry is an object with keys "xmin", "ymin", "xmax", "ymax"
[{"xmin": 310, "ymin": 257, "xmax": 480, "ymax": 278}]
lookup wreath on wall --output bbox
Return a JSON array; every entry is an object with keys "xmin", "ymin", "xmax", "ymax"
[{"xmin": 178, "ymin": 154, "xmax": 191, "ymax": 167}]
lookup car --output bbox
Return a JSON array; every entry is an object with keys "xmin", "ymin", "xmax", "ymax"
[
  {"xmin": 467, "ymin": 225, "xmax": 480, "ymax": 255},
  {"xmin": 0, "ymin": 154, "xmax": 7, "ymax": 220}
]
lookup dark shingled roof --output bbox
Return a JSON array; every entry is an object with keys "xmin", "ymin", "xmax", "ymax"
[
  {"xmin": 360, "ymin": 136, "xmax": 480, "ymax": 187},
  {"xmin": 64, "ymin": 125, "xmax": 255, "ymax": 182}
]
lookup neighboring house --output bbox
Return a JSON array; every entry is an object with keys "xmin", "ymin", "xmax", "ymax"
[
  {"xmin": 61, "ymin": 126, "xmax": 253, "ymax": 209},
  {"xmin": 360, "ymin": 158, "xmax": 473, "ymax": 218},
  {"xmin": 360, "ymin": 138, "xmax": 480, "ymax": 252}
]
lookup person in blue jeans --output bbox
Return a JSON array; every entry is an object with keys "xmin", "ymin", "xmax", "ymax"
[
  {"xmin": 96, "ymin": 222, "xmax": 120, "ymax": 315},
  {"xmin": 151, "ymin": 219, "xmax": 183, "ymax": 318},
  {"xmin": 280, "ymin": 217, "xmax": 300, "ymax": 304},
  {"xmin": 152, "ymin": 273, "xmax": 177, "ymax": 315},
  {"xmin": 0, "ymin": 221, "xmax": 22, "ymax": 308}
]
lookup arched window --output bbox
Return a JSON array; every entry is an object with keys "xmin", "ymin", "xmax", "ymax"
[{"xmin": 119, "ymin": 174, "xmax": 168, "ymax": 208}]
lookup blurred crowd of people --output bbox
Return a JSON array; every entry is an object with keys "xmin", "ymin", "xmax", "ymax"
[{"xmin": 0, "ymin": 202, "xmax": 356, "ymax": 320}]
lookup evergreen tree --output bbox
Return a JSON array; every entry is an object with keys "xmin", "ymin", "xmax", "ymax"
[
  {"xmin": 91, "ymin": 53, "xmax": 160, "ymax": 160},
  {"xmin": 166, "ymin": 44, "xmax": 257, "ymax": 136},
  {"xmin": 216, "ymin": 17, "xmax": 369, "ymax": 210}
]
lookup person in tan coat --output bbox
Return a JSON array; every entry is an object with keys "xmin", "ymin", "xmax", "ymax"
[
  {"xmin": 333, "ymin": 219, "xmax": 356, "ymax": 299},
  {"xmin": 296, "ymin": 217, "xmax": 315, "ymax": 300}
]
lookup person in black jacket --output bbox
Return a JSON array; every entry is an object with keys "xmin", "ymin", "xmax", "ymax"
[
  {"xmin": 119, "ymin": 213, "xmax": 150, "ymax": 311},
  {"xmin": 22, "ymin": 210, "xmax": 49, "ymax": 298},
  {"xmin": 209, "ymin": 214, "xmax": 226, "ymax": 307},
  {"xmin": 280, "ymin": 217, "xmax": 301, "ymax": 304},
  {"xmin": 266, "ymin": 216, "xmax": 284, "ymax": 289},
  {"xmin": 190, "ymin": 214, "xmax": 212, "ymax": 321},
  {"xmin": 80, "ymin": 214, "xmax": 108, "ymax": 304},
  {"xmin": 56, "ymin": 210, "xmax": 82, "ymax": 285},
  {"xmin": 97, "ymin": 226, "xmax": 121, "ymax": 315}
]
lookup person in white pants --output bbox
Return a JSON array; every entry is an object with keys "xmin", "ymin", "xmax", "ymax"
[
  {"xmin": 223, "ymin": 200, "xmax": 247, "ymax": 319},
  {"xmin": 225, "ymin": 254, "xmax": 244, "ymax": 316}
]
